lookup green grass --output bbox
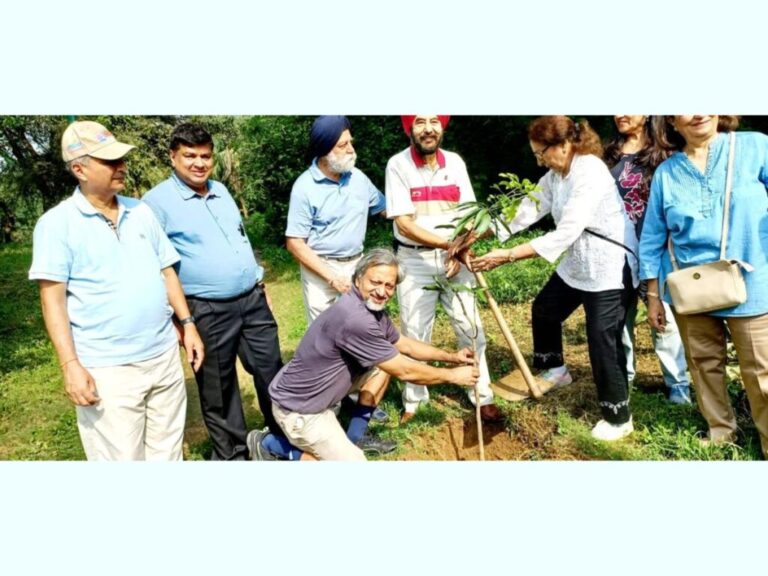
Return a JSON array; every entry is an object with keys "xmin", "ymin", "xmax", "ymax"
[
  {"xmin": 0, "ymin": 243, "xmax": 86, "ymax": 459},
  {"xmin": 1, "ymin": 241, "xmax": 763, "ymax": 461}
]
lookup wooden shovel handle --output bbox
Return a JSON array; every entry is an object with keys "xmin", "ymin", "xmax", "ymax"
[{"xmin": 474, "ymin": 271, "xmax": 543, "ymax": 399}]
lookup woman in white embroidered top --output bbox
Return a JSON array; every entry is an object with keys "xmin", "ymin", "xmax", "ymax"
[{"xmin": 472, "ymin": 116, "xmax": 639, "ymax": 441}]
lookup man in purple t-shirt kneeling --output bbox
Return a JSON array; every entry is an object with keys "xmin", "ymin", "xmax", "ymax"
[{"xmin": 247, "ymin": 248, "xmax": 480, "ymax": 461}]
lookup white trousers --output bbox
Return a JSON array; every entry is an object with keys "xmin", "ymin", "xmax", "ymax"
[
  {"xmin": 396, "ymin": 247, "xmax": 493, "ymax": 413},
  {"xmin": 300, "ymin": 256, "xmax": 361, "ymax": 324},
  {"xmin": 76, "ymin": 345, "xmax": 187, "ymax": 461}
]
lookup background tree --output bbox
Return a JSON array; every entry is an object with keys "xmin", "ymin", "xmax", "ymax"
[{"xmin": 3, "ymin": 115, "xmax": 766, "ymax": 244}]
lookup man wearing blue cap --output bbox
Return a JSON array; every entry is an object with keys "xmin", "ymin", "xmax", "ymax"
[{"xmin": 286, "ymin": 116, "xmax": 387, "ymax": 323}]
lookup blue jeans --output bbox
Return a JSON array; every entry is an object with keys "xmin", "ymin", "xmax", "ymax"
[{"xmin": 623, "ymin": 295, "xmax": 689, "ymax": 389}]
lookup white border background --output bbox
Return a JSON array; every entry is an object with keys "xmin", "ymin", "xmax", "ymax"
[{"xmin": 3, "ymin": 1, "xmax": 766, "ymax": 574}]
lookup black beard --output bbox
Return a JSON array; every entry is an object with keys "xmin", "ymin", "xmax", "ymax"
[{"xmin": 411, "ymin": 132, "xmax": 442, "ymax": 156}]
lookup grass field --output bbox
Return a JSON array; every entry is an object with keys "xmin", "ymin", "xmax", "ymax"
[{"xmin": 0, "ymin": 242, "xmax": 762, "ymax": 461}]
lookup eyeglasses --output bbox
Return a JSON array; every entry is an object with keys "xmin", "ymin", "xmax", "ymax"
[{"xmin": 533, "ymin": 144, "xmax": 552, "ymax": 160}]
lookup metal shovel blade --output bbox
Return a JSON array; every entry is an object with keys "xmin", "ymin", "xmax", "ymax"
[{"xmin": 491, "ymin": 371, "xmax": 556, "ymax": 402}]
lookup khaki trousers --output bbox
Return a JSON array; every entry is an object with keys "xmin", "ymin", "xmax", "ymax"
[
  {"xmin": 299, "ymin": 256, "xmax": 360, "ymax": 324},
  {"xmin": 674, "ymin": 311, "xmax": 768, "ymax": 456},
  {"xmin": 271, "ymin": 369, "xmax": 379, "ymax": 461},
  {"xmin": 272, "ymin": 403, "xmax": 366, "ymax": 461},
  {"xmin": 76, "ymin": 345, "xmax": 187, "ymax": 461}
]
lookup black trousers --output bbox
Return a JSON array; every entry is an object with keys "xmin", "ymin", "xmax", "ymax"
[
  {"xmin": 188, "ymin": 284, "xmax": 283, "ymax": 460},
  {"xmin": 531, "ymin": 264, "xmax": 634, "ymax": 424}
]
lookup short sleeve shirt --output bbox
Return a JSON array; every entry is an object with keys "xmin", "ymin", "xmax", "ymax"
[
  {"xmin": 269, "ymin": 286, "xmax": 400, "ymax": 414},
  {"xmin": 385, "ymin": 146, "xmax": 476, "ymax": 245},
  {"xmin": 143, "ymin": 173, "xmax": 262, "ymax": 299},
  {"xmin": 285, "ymin": 161, "xmax": 385, "ymax": 257},
  {"xmin": 28, "ymin": 188, "xmax": 179, "ymax": 367}
]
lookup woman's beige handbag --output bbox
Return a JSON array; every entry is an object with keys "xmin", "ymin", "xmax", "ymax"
[{"xmin": 665, "ymin": 132, "xmax": 752, "ymax": 315}]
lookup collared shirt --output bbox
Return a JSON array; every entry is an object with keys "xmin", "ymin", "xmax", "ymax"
[
  {"xmin": 385, "ymin": 146, "xmax": 476, "ymax": 245},
  {"xmin": 269, "ymin": 286, "xmax": 400, "ymax": 414},
  {"xmin": 640, "ymin": 131, "xmax": 768, "ymax": 316},
  {"xmin": 285, "ymin": 160, "xmax": 385, "ymax": 257},
  {"xmin": 143, "ymin": 173, "xmax": 263, "ymax": 299},
  {"xmin": 501, "ymin": 154, "xmax": 638, "ymax": 292},
  {"xmin": 28, "ymin": 188, "xmax": 179, "ymax": 367}
]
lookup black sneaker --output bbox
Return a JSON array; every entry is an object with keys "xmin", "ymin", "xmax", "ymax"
[
  {"xmin": 356, "ymin": 433, "xmax": 397, "ymax": 456},
  {"xmin": 246, "ymin": 428, "xmax": 277, "ymax": 461}
]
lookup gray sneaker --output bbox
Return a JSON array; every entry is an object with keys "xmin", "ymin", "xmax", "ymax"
[
  {"xmin": 371, "ymin": 406, "xmax": 390, "ymax": 423},
  {"xmin": 246, "ymin": 428, "xmax": 277, "ymax": 461},
  {"xmin": 356, "ymin": 433, "xmax": 397, "ymax": 456}
]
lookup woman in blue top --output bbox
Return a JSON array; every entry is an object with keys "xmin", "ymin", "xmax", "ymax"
[
  {"xmin": 639, "ymin": 115, "xmax": 768, "ymax": 456},
  {"xmin": 605, "ymin": 116, "xmax": 691, "ymax": 405}
]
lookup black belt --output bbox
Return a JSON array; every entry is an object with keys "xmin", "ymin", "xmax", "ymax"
[
  {"xmin": 322, "ymin": 252, "xmax": 362, "ymax": 262},
  {"xmin": 186, "ymin": 282, "xmax": 264, "ymax": 303},
  {"xmin": 393, "ymin": 238, "xmax": 434, "ymax": 251}
]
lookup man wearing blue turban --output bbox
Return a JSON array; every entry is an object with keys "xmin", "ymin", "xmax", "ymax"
[{"xmin": 286, "ymin": 116, "xmax": 387, "ymax": 321}]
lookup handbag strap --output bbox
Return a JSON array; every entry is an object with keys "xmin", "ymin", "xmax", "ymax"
[
  {"xmin": 584, "ymin": 228, "xmax": 638, "ymax": 260},
  {"xmin": 719, "ymin": 131, "xmax": 736, "ymax": 259},
  {"xmin": 668, "ymin": 131, "xmax": 736, "ymax": 270}
]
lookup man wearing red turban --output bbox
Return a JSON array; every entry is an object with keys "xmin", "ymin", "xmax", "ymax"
[{"xmin": 385, "ymin": 115, "xmax": 503, "ymax": 424}]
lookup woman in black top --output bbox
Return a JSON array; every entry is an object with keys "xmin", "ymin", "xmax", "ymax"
[{"xmin": 604, "ymin": 116, "xmax": 691, "ymax": 404}]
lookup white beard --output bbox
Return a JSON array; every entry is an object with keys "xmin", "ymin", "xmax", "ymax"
[
  {"xmin": 326, "ymin": 150, "xmax": 356, "ymax": 174},
  {"xmin": 364, "ymin": 299, "xmax": 386, "ymax": 312}
]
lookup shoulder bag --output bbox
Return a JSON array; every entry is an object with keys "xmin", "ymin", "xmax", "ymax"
[{"xmin": 664, "ymin": 132, "xmax": 752, "ymax": 315}]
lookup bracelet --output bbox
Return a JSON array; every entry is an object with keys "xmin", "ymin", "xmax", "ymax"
[
  {"xmin": 507, "ymin": 250, "xmax": 517, "ymax": 263},
  {"xmin": 179, "ymin": 315, "xmax": 196, "ymax": 326},
  {"xmin": 646, "ymin": 291, "xmax": 660, "ymax": 298},
  {"xmin": 60, "ymin": 358, "xmax": 78, "ymax": 368}
]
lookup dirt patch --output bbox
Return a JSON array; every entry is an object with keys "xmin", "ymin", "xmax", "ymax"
[
  {"xmin": 393, "ymin": 417, "xmax": 524, "ymax": 461},
  {"xmin": 387, "ymin": 401, "xmax": 589, "ymax": 461}
]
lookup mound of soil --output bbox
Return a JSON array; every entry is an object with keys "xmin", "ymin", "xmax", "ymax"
[{"xmin": 393, "ymin": 417, "xmax": 523, "ymax": 461}]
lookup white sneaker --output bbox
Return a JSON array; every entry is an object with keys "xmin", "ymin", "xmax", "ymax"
[
  {"xmin": 591, "ymin": 417, "xmax": 634, "ymax": 441},
  {"xmin": 539, "ymin": 367, "xmax": 573, "ymax": 388}
]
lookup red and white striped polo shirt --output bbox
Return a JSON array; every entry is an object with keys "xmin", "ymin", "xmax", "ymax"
[{"xmin": 385, "ymin": 146, "xmax": 476, "ymax": 245}]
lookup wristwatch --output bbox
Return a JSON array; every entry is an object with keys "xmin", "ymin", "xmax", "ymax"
[{"xmin": 179, "ymin": 315, "xmax": 196, "ymax": 326}]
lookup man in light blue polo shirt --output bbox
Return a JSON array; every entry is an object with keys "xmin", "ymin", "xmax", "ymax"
[
  {"xmin": 29, "ymin": 120, "xmax": 204, "ymax": 461},
  {"xmin": 286, "ymin": 115, "xmax": 387, "ymax": 323},
  {"xmin": 143, "ymin": 122, "xmax": 284, "ymax": 461},
  {"xmin": 285, "ymin": 115, "xmax": 390, "ymax": 431}
]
